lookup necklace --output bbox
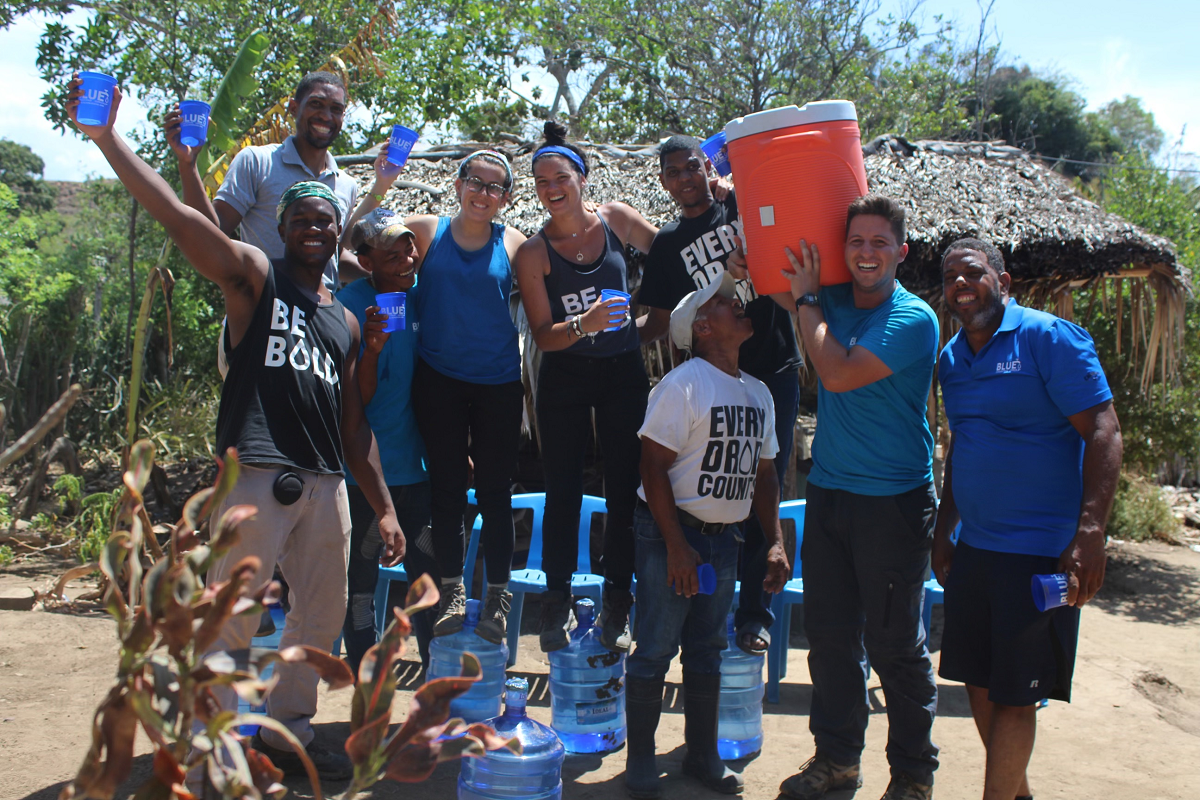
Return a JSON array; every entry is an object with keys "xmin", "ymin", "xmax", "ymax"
[{"xmin": 562, "ymin": 214, "xmax": 594, "ymax": 262}]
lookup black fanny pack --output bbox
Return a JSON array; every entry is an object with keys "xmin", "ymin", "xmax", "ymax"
[{"xmin": 273, "ymin": 471, "xmax": 305, "ymax": 506}]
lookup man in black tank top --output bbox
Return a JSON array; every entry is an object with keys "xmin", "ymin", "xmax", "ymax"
[
  {"xmin": 72, "ymin": 83, "xmax": 404, "ymax": 783},
  {"xmin": 639, "ymin": 136, "xmax": 800, "ymax": 659}
]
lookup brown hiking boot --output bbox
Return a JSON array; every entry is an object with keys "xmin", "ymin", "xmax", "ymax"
[{"xmin": 779, "ymin": 753, "xmax": 863, "ymax": 799}]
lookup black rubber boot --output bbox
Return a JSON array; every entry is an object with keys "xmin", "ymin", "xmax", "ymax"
[
  {"xmin": 681, "ymin": 670, "xmax": 744, "ymax": 794},
  {"xmin": 624, "ymin": 675, "xmax": 665, "ymax": 799}
]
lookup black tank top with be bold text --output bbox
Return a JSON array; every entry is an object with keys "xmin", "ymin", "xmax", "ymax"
[{"xmin": 215, "ymin": 262, "xmax": 351, "ymax": 474}]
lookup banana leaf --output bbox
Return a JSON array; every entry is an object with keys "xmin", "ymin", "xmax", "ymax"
[{"xmin": 197, "ymin": 28, "xmax": 270, "ymax": 176}]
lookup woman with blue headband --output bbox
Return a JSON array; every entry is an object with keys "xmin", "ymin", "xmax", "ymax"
[
  {"xmin": 514, "ymin": 120, "xmax": 659, "ymax": 654},
  {"xmin": 354, "ymin": 148, "xmax": 527, "ymax": 645}
]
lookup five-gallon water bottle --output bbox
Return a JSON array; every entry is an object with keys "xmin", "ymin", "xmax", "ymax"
[
  {"xmin": 427, "ymin": 598, "xmax": 509, "ymax": 722},
  {"xmin": 717, "ymin": 613, "xmax": 765, "ymax": 759},
  {"xmin": 458, "ymin": 677, "xmax": 565, "ymax": 800},
  {"xmin": 548, "ymin": 598, "xmax": 627, "ymax": 753}
]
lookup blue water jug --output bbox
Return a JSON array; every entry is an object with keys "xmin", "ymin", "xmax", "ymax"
[
  {"xmin": 238, "ymin": 604, "xmax": 285, "ymax": 735},
  {"xmin": 548, "ymin": 598, "xmax": 627, "ymax": 753},
  {"xmin": 427, "ymin": 598, "xmax": 509, "ymax": 722},
  {"xmin": 458, "ymin": 677, "xmax": 565, "ymax": 800},
  {"xmin": 717, "ymin": 613, "xmax": 765, "ymax": 759}
]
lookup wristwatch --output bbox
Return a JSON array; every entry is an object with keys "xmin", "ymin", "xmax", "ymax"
[{"xmin": 795, "ymin": 293, "xmax": 819, "ymax": 309}]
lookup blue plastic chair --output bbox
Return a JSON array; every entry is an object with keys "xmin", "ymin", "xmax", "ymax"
[
  {"xmin": 373, "ymin": 489, "xmax": 477, "ymax": 636},
  {"xmin": 766, "ymin": 499, "xmax": 805, "ymax": 703},
  {"xmin": 505, "ymin": 492, "xmax": 607, "ymax": 666}
]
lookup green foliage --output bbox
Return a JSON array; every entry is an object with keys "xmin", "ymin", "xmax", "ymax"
[
  {"xmin": 53, "ymin": 473, "xmax": 83, "ymax": 515},
  {"xmin": 0, "ymin": 494, "xmax": 10, "ymax": 527},
  {"xmin": 73, "ymin": 487, "xmax": 122, "ymax": 564},
  {"xmin": 139, "ymin": 377, "xmax": 220, "ymax": 460},
  {"xmin": 1107, "ymin": 472, "xmax": 1180, "ymax": 543},
  {"xmin": 0, "ymin": 138, "xmax": 57, "ymax": 213},
  {"xmin": 1096, "ymin": 96, "xmax": 1165, "ymax": 157},
  {"xmin": 0, "ymin": 544, "xmax": 13, "ymax": 566},
  {"xmin": 196, "ymin": 27, "xmax": 271, "ymax": 175}
]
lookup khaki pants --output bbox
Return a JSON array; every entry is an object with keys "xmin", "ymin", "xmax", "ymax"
[{"xmin": 205, "ymin": 464, "xmax": 351, "ymax": 748}]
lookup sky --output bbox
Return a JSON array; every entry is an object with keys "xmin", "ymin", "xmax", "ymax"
[{"xmin": 1, "ymin": 1, "xmax": 1197, "ymax": 181}]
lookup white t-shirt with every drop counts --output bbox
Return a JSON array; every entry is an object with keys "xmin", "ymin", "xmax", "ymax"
[{"xmin": 637, "ymin": 357, "xmax": 778, "ymax": 525}]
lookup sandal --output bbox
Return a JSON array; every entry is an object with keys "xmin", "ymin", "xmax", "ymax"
[{"xmin": 736, "ymin": 625, "xmax": 770, "ymax": 656}]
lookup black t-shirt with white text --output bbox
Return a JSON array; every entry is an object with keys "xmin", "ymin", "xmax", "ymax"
[{"xmin": 638, "ymin": 193, "xmax": 800, "ymax": 378}]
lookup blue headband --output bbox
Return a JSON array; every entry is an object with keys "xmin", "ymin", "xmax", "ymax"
[{"xmin": 533, "ymin": 145, "xmax": 587, "ymax": 176}]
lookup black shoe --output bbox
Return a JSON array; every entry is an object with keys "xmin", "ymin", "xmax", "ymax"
[
  {"xmin": 779, "ymin": 753, "xmax": 863, "ymax": 799},
  {"xmin": 625, "ymin": 675, "xmax": 665, "ymax": 799},
  {"xmin": 539, "ymin": 590, "xmax": 574, "ymax": 652},
  {"xmin": 433, "ymin": 580, "xmax": 467, "ymax": 637},
  {"xmin": 681, "ymin": 670, "xmax": 743, "ymax": 794},
  {"xmin": 251, "ymin": 732, "xmax": 353, "ymax": 782},
  {"xmin": 598, "ymin": 588, "xmax": 633, "ymax": 652}
]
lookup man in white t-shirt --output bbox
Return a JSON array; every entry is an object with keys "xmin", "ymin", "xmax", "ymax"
[{"xmin": 624, "ymin": 272, "xmax": 791, "ymax": 799}]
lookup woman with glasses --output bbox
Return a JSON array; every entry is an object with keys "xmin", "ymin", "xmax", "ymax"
[
  {"xmin": 514, "ymin": 121, "xmax": 659, "ymax": 654},
  {"xmin": 355, "ymin": 149, "xmax": 527, "ymax": 644}
]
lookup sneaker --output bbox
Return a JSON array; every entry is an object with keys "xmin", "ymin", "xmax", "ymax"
[
  {"xmin": 251, "ymin": 732, "xmax": 352, "ymax": 781},
  {"xmin": 879, "ymin": 774, "xmax": 932, "ymax": 800},
  {"xmin": 475, "ymin": 585, "xmax": 513, "ymax": 645},
  {"xmin": 779, "ymin": 754, "xmax": 862, "ymax": 800},
  {"xmin": 597, "ymin": 588, "xmax": 633, "ymax": 652},
  {"xmin": 433, "ymin": 581, "xmax": 467, "ymax": 637},
  {"xmin": 539, "ymin": 590, "xmax": 574, "ymax": 652}
]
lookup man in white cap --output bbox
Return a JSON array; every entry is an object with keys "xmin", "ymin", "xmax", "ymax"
[{"xmin": 623, "ymin": 272, "xmax": 790, "ymax": 799}]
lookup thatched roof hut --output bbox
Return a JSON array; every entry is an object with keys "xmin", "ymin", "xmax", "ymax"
[{"xmin": 343, "ymin": 133, "xmax": 1187, "ymax": 391}]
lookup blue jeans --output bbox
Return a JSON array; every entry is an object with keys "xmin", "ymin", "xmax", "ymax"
[
  {"xmin": 626, "ymin": 505, "xmax": 740, "ymax": 681},
  {"xmin": 736, "ymin": 368, "xmax": 800, "ymax": 636},
  {"xmin": 802, "ymin": 481, "xmax": 939, "ymax": 784}
]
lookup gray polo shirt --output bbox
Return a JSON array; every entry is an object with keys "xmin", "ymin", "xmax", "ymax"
[{"xmin": 215, "ymin": 136, "xmax": 358, "ymax": 289}]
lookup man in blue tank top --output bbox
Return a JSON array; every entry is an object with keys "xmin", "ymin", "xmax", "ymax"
[
  {"xmin": 934, "ymin": 239, "xmax": 1121, "ymax": 800},
  {"xmin": 71, "ymin": 81, "xmax": 404, "ymax": 783},
  {"xmin": 764, "ymin": 196, "xmax": 941, "ymax": 800}
]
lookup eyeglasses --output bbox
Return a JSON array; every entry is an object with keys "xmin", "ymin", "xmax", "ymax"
[{"xmin": 463, "ymin": 175, "xmax": 508, "ymax": 198}]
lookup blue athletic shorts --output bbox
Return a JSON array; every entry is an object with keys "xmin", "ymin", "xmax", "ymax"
[{"xmin": 938, "ymin": 541, "xmax": 1080, "ymax": 706}]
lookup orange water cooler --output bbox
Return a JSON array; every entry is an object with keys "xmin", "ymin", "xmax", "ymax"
[{"xmin": 723, "ymin": 100, "xmax": 868, "ymax": 294}]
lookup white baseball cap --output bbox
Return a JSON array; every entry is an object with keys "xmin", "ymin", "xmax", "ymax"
[{"xmin": 670, "ymin": 272, "xmax": 737, "ymax": 352}]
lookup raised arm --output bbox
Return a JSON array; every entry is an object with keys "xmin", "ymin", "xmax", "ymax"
[
  {"xmin": 163, "ymin": 103, "xmax": 227, "ymax": 232},
  {"xmin": 71, "ymin": 79, "xmax": 266, "ymax": 321},
  {"xmin": 1060, "ymin": 400, "xmax": 1123, "ymax": 607}
]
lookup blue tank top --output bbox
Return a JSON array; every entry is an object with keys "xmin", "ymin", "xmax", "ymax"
[
  {"xmin": 541, "ymin": 218, "xmax": 641, "ymax": 358},
  {"xmin": 415, "ymin": 217, "xmax": 521, "ymax": 384}
]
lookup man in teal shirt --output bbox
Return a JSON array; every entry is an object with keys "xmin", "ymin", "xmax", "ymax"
[{"xmin": 771, "ymin": 195, "xmax": 941, "ymax": 800}]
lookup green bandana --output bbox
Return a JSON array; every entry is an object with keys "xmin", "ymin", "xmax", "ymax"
[{"xmin": 276, "ymin": 180, "xmax": 343, "ymax": 224}]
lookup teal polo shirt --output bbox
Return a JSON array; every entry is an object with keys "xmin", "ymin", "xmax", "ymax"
[{"xmin": 939, "ymin": 300, "xmax": 1112, "ymax": 557}]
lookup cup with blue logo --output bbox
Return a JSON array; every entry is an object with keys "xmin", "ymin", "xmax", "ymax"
[
  {"xmin": 1031, "ymin": 572, "xmax": 1070, "ymax": 612},
  {"xmin": 178, "ymin": 100, "xmax": 211, "ymax": 147},
  {"xmin": 696, "ymin": 563, "xmax": 717, "ymax": 595},
  {"xmin": 375, "ymin": 292, "xmax": 406, "ymax": 333},
  {"xmin": 386, "ymin": 125, "xmax": 419, "ymax": 168},
  {"xmin": 76, "ymin": 71, "xmax": 118, "ymax": 126},
  {"xmin": 701, "ymin": 131, "xmax": 732, "ymax": 177},
  {"xmin": 600, "ymin": 288, "xmax": 631, "ymax": 331}
]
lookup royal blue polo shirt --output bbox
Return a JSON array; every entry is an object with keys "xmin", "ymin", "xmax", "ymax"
[
  {"xmin": 809, "ymin": 281, "xmax": 939, "ymax": 495},
  {"xmin": 939, "ymin": 300, "xmax": 1112, "ymax": 558}
]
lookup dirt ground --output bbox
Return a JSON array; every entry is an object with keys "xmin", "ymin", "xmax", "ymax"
[{"xmin": 1, "ymin": 540, "xmax": 1198, "ymax": 800}]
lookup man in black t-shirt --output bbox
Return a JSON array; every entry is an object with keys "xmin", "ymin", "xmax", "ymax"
[{"xmin": 638, "ymin": 135, "xmax": 801, "ymax": 657}]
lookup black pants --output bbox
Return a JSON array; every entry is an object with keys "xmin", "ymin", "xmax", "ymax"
[
  {"xmin": 344, "ymin": 482, "xmax": 435, "ymax": 672},
  {"xmin": 536, "ymin": 349, "xmax": 648, "ymax": 595},
  {"xmin": 411, "ymin": 358, "xmax": 524, "ymax": 585}
]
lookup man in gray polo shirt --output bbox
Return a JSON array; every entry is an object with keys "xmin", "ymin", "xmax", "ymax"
[{"xmin": 166, "ymin": 70, "xmax": 361, "ymax": 292}]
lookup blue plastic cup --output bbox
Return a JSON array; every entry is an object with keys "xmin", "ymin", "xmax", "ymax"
[
  {"xmin": 600, "ymin": 288, "xmax": 631, "ymax": 332},
  {"xmin": 697, "ymin": 563, "xmax": 717, "ymax": 595},
  {"xmin": 76, "ymin": 71, "xmax": 118, "ymax": 126},
  {"xmin": 700, "ymin": 131, "xmax": 732, "ymax": 177},
  {"xmin": 386, "ymin": 124, "xmax": 419, "ymax": 167},
  {"xmin": 178, "ymin": 100, "xmax": 211, "ymax": 147},
  {"xmin": 375, "ymin": 292, "xmax": 406, "ymax": 333},
  {"xmin": 1031, "ymin": 573, "xmax": 1070, "ymax": 612}
]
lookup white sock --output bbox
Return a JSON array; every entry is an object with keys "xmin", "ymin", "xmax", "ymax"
[
  {"xmin": 441, "ymin": 576, "xmax": 463, "ymax": 587},
  {"xmin": 487, "ymin": 582, "xmax": 508, "ymax": 592}
]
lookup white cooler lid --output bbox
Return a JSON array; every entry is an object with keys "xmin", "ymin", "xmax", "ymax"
[{"xmin": 724, "ymin": 100, "xmax": 857, "ymax": 142}]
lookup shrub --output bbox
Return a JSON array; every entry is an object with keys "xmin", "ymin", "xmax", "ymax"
[{"xmin": 1107, "ymin": 472, "xmax": 1181, "ymax": 543}]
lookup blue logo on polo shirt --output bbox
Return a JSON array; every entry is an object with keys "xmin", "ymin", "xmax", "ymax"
[{"xmin": 995, "ymin": 359, "xmax": 1022, "ymax": 373}]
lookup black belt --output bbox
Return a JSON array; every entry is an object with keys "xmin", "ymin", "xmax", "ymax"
[{"xmin": 637, "ymin": 498, "xmax": 732, "ymax": 537}]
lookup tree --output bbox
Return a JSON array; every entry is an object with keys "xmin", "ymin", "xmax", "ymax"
[
  {"xmin": 1096, "ymin": 95, "xmax": 1165, "ymax": 157},
  {"xmin": 0, "ymin": 139, "xmax": 57, "ymax": 214}
]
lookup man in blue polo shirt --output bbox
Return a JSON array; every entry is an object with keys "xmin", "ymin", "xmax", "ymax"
[
  {"xmin": 771, "ymin": 195, "xmax": 941, "ymax": 800},
  {"xmin": 933, "ymin": 238, "xmax": 1122, "ymax": 800}
]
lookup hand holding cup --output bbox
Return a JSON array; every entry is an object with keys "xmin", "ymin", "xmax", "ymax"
[{"xmin": 67, "ymin": 72, "xmax": 123, "ymax": 141}]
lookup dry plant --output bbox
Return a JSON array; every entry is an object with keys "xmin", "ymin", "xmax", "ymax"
[{"xmin": 53, "ymin": 440, "xmax": 518, "ymax": 800}]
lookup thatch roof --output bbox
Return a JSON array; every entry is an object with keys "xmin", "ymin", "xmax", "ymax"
[{"xmin": 343, "ymin": 134, "xmax": 1188, "ymax": 389}]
